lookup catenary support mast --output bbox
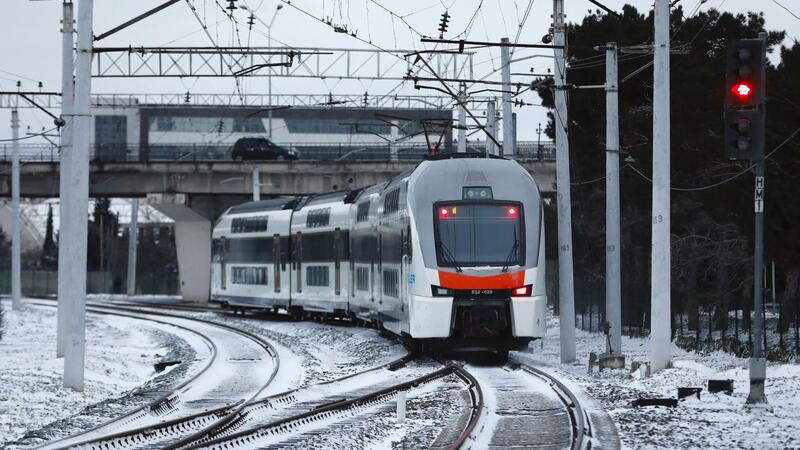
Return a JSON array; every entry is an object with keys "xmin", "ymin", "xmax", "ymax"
[
  {"xmin": 486, "ymin": 98, "xmax": 497, "ymax": 155},
  {"xmin": 501, "ymin": 37, "xmax": 514, "ymax": 157},
  {"xmin": 63, "ymin": 0, "xmax": 93, "ymax": 391},
  {"xmin": 553, "ymin": 0, "xmax": 576, "ymax": 362},
  {"xmin": 10, "ymin": 109, "xmax": 21, "ymax": 311},
  {"xmin": 605, "ymin": 43, "xmax": 622, "ymax": 355},
  {"xmin": 57, "ymin": 0, "xmax": 75, "ymax": 357},
  {"xmin": 126, "ymin": 198, "xmax": 138, "ymax": 296},
  {"xmin": 650, "ymin": 0, "xmax": 672, "ymax": 371}
]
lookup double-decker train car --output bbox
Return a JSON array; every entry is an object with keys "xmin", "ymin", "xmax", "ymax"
[{"xmin": 211, "ymin": 154, "xmax": 546, "ymax": 352}]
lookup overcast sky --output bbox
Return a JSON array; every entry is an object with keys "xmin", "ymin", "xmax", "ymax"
[{"xmin": 0, "ymin": 0, "xmax": 797, "ymax": 142}]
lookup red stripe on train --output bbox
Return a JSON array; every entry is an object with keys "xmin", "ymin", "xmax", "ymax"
[{"xmin": 438, "ymin": 270, "xmax": 526, "ymax": 290}]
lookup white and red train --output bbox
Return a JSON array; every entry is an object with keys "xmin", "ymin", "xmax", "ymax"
[{"xmin": 211, "ymin": 154, "xmax": 547, "ymax": 352}]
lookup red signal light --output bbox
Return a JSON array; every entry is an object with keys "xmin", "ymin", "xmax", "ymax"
[
  {"xmin": 439, "ymin": 208, "xmax": 449, "ymax": 219},
  {"xmin": 732, "ymin": 82, "xmax": 753, "ymax": 101},
  {"xmin": 506, "ymin": 207, "xmax": 518, "ymax": 218}
]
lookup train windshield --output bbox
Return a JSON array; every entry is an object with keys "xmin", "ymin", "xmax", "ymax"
[{"xmin": 434, "ymin": 202, "xmax": 524, "ymax": 268}]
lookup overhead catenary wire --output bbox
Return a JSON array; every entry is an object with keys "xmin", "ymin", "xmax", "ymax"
[{"xmin": 627, "ymin": 126, "xmax": 800, "ymax": 192}]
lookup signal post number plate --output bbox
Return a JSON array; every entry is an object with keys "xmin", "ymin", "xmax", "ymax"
[{"xmin": 754, "ymin": 176, "xmax": 764, "ymax": 213}]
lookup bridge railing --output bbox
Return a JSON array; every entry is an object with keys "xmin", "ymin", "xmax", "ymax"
[{"xmin": 1, "ymin": 141, "xmax": 556, "ymax": 163}]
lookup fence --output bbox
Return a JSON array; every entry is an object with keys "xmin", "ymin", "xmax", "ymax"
[
  {"xmin": 0, "ymin": 269, "xmax": 179, "ymax": 297},
  {"xmin": 570, "ymin": 278, "xmax": 800, "ymax": 360},
  {"xmin": 0, "ymin": 141, "xmax": 557, "ymax": 164}
]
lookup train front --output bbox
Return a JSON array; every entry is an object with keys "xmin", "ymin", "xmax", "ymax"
[{"xmin": 405, "ymin": 156, "xmax": 546, "ymax": 352}]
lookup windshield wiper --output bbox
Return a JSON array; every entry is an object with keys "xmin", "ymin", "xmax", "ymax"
[
  {"xmin": 437, "ymin": 241, "xmax": 462, "ymax": 273},
  {"xmin": 501, "ymin": 229, "xmax": 519, "ymax": 273}
]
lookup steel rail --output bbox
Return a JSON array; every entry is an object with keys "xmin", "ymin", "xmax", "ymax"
[
  {"xmin": 514, "ymin": 362, "xmax": 589, "ymax": 450},
  {"xmin": 188, "ymin": 363, "xmax": 466, "ymax": 449},
  {"xmin": 29, "ymin": 301, "xmax": 222, "ymax": 450},
  {"xmin": 29, "ymin": 300, "xmax": 280, "ymax": 450},
  {"xmin": 446, "ymin": 363, "xmax": 484, "ymax": 450}
]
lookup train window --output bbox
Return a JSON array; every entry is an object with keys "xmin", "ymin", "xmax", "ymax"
[
  {"xmin": 231, "ymin": 266, "xmax": 269, "ymax": 285},
  {"xmin": 434, "ymin": 202, "xmax": 525, "ymax": 267},
  {"xmin": 212, "ymin": 238, "xmax": 225, "ymax": 262},
  {"xmin": 382, "ymin": 269, "xmax": 399, "ymax": 298},
  {"xmin": 306, "ymin": 265, "xmax": 330, "ymax": 287},
  {"xmin": 383, "ymin": 189, "xmax": 400, "ymax": 215},
  {"xmin": 356, "ymin": 267, "xmax": 370, "ymax": 291},
  {"xmin": 356, "ymin": 202, "xmax": 370, "ymax": 222},
  {"xmin": 225, "ymin": 237, "xmax": 273, "ymax": 263},
  {"xmin": 231, "ymin": 216, "xmax": 269, "ymax": 233},
  {"xmin": 306, "ymin": 208, "xmax": 331, "ymax": 228}
]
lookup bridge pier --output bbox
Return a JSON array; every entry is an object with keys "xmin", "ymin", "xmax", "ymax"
[{"xmin": 147, "ymin": 194, "xmax": 212, "ymax": 304}]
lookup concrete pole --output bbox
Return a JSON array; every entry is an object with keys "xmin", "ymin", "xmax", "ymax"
[
  {"xmin": 457, "ymin": 83, "xmax": 466, "ymax": 153},
  {"xmin": 63, "ymin": 0, "xmax": 93, "ymax": 391},
  {"xmin": 605, "ymin": 43, "xmax": 622, "ymax": 355},
  {"xmin": 485, "ymin": 98, "xmax": 496, "ymax": 155},
  {"xmin": 500, "ymin": 38, "xmax": 514, "ymax": 157},
  {"xmin": 512, "ymin": 112, "xmax": 518, "ymax": 156},
  {"xmin": 651, "ymin": 0, "xmax": 672, "ymax": 372},
  {"xmin": 57, "ymin": 0, "xmax": 75, "ymax": 357},
  {"xmin": 126, "ymin": 198, "xmax": 138, "ymax": 296},
  {"xmin": 10, "ymin": 110, "xmax": 21, "ymax": 311},
  {"xmin": 252, "ymin": 167, "xmax": 261, "ymax": 201},
  {"xmin": 553, "ymin": 0, "xmax": 576, "ymax": 363}
]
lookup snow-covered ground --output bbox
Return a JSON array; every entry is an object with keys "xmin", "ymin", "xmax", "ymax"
[
  {"xmin": 515, "ymin": 311, "xmax": 800, "ymax": 450},
  {"xmin": 0, "ymin": 299, "xmax": 170, "ymax": 446}
]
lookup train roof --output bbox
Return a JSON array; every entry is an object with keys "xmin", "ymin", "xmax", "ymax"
[
  {"xmin": 228, "ymin": 197, "xmax": 299, "ymax": 214},
  {"xmin": 424, "ymin": 151, "xmax": 506, "ymax": 161},
  {"xmin": 303, "ymin": 190, "xmax": 352, "ymax": 207}
]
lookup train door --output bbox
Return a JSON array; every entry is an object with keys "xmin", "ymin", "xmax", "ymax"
[
  {"xmin": 400, "ymin": 224, "xmax": 410, "ymax": 314},
  {"xmin": 294, "ymin": 231, "xmax": 302, "ymax": 294},
  {"xmin": 334, "ymin": 227, "xmax": 342, "ymax": 296},
  {"xmin": 220, "ymin": 236, "xmax": 227, "ymax": 290},
  {"xmin": 273, "ymin": 233, "xmax": 281, "ymax": 293}
]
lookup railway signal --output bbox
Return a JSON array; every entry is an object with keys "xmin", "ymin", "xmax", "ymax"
[{"xmin": 724, "ymin": 38, "xmax": 766, "ymax": 161}]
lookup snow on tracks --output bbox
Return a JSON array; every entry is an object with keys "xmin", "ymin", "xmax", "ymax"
[{"xmin": 31, "ymin": 300, "xmax": 280, "ymax": 450}]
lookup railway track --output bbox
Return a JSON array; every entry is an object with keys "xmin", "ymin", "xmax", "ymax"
[
  {"xmin": 29, "ymin": 299, "xmax": 606, "ymax": 449},
  {"xmin": 29, "ymin": 300, "xmax": 280, "ymax": 450},
  {"xmin": 459, "ymin": 359, "xmax": 592, "ymax": 450}
]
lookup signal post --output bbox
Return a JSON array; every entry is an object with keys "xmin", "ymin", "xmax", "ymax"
[{"xmin": 724, "ymin": 36, "xmax": 768, "ymax": 404}]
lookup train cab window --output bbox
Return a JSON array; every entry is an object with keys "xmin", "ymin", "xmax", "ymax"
[
  {"xmin": 306, "ymin": 208, "xmax": 331, "ymax": 228},
  {"xmin": 434, "ymin": 202, "xmax": 525, "ymax": 267}
]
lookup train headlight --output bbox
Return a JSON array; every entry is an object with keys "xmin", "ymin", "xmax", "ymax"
[
  {"xmin": 432, "ymin": 285, "xmax": 454, "ymax": 297},
  {"xmin": 512, "ymin": 285, "xmax": 532, "ymax": 297}
]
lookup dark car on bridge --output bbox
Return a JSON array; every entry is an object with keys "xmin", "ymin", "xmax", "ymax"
[{"xmin": 231, "ymin": 137, "xmax": 299, "ymax": 161}]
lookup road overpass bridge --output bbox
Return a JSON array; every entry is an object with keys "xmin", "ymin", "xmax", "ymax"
[{"xmin": 0, "ymin": 159, "xmax": 555, "ymax": 199}]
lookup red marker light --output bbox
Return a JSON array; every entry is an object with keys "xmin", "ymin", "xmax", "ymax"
[
  {"xmin": 512, "ymin": 285, "xmax": 532, "ymax": 296},
  {"xmin": 507, "ymin": 207, "xmax": 518, "ymax": 218},
  {"xmin": 731, "ymin": 82, "xmax": 753, "ymax": 101},
  {"xmin": 439, "ymin": 208, "xmax": 449, "ymax": 219}
]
